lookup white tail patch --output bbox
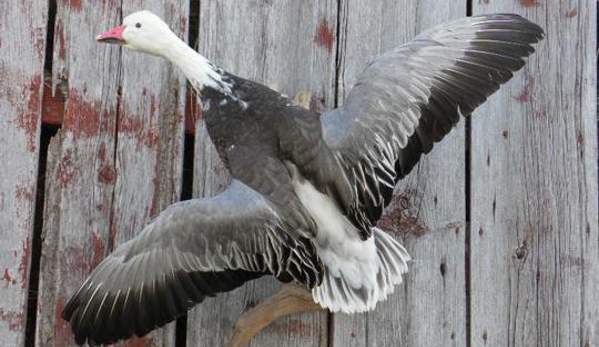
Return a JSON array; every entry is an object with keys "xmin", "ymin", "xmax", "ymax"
[{"xmin": 312, "ymin": 227, "xmax": 410, "ymax": 313}]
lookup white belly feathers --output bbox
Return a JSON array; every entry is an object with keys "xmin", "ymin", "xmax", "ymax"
[{"xmin": 287, "ymin": 162, "xmax": 410, "ymax": 313}]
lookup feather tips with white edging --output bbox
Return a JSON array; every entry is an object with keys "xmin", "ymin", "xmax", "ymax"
[
  {"xmin": 321, "ymin": 14, "xmax": 544, "ymax": 240},
  {"xmin": 61, "ymin": 180, "xmax": 321, "ymax": 346},
  {"xmin": 312, "ymin": 228, "xmax": 410, "ymax": 313}
]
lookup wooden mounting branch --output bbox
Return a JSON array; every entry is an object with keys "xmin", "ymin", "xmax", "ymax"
[{"xmin": 224, "ymin": 283, "xmax": 325, "ymax": 347}]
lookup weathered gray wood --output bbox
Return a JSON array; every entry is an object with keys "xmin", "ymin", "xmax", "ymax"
[
  {"xmin": 0, "ymin": 1, "xmax": 47, "ymax": 346},
  {"xmin": 35, "ymin": 1, "xmax": 187, "ymax": 346},
  {"xmin": 35, "ymin": 1, "xmax": 121, "ymax": 345},
  {"xmin": 187, "ymin": 1, "xmax": 337, "ymax": 346},
  {"xmin": 333, "ymin": 2, "xmax": 466, "ymax": 347},
  {"xmin": 470, "ymin": 1, "xmax": 599, "ymax": 347}
]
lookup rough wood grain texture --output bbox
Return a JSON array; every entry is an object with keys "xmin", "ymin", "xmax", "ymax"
[
  {"xmin": 35, "ymin": 1, "xmax": 186, "ymax": 346},
  {"xmin": 470, "ymin": 1, "xmax": 599, "ymax": 347},
  {"xmin": 333, "ymin": 2, "xmax": 466, "ymax": 347},
  {"xmin": 187, "ymin": 1, "xmax": 337, "ymax": 346},
  {"xmin": 0, "ymin": 1, "xmax": 47, "ymax": 346},
  {"xmin": 35, "ymin": 1, "xmax": 121, "ymax": 345}
]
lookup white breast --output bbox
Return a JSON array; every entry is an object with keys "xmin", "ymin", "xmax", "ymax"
[
  {"xmin": 287, "ymin": 162, "xmax": 411, "ymax": 313},
  {"xmin": 289, "ymin": 164, "xmax": 379, "ymax": 290}
]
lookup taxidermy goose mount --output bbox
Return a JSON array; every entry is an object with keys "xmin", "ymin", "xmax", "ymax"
[{"xmin": 62, "ymin": 10, "xmax": 544, "ymax": 346}]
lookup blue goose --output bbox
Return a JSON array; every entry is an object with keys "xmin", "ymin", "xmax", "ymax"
[{"xmin": 63, "ymin": 10, "xmax": 543, "ymax": 346}]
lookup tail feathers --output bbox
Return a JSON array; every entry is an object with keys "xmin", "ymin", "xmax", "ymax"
[{"xmin": 312, "ymin": 228, "xmax": 410, "ymax": 313}]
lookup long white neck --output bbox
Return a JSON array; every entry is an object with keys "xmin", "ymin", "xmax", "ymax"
[{"xmin": 161, "ymin": 34, "xmax": 233, "ymax": 95}]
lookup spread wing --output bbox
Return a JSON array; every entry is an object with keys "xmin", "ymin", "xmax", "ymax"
[
  {"xmin": 321, "ymin": 14, "xmax": 544, "ymax": 238},
  {"xmin": 62, "ymin": 180, "xmax": 321, "ymax": 346}
]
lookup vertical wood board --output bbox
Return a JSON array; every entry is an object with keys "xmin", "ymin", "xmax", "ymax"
[
  {"xmin": 37, "ymin": 1, "xmax": 189, "ymax": 346},
  {"xmin": 7, "ymin": 2, "xmax": 595, "ymax": 347},
  {"xmin": 470, "ymin": 1, "xmax": 598, "ymax": 346},
  {"xmin": 35, "ymin": 1, "xmax": 119, "ymax": 346},
  {"xmin": 0, "ymin": 1, "xmax": 47, "ymax": 346},
  {"xmin": 332, "ymin": 1, "xmax": 466, "ymax": 347},
  {"xmin": 187, "ymin": 1, "xmax": 337, "ymax": 346}
]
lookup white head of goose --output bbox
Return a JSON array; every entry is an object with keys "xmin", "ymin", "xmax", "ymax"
[{"xmin": 63, "ymin": 10, "xmax": 544, "ymax": 346}]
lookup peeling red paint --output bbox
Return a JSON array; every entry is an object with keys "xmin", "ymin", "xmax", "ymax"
[
  {"xmin": 0, "ymin": 309, "xmax": 25, "ymax": 332},
  {"xmin": 378, "ymin": 189, "xmax": 428, "ymax": 237},
  {"xmin": 67, "ymin": 0, "xmax": 83, "ymax": 11},
  {"xmin": 54, "ymin": 297, "xmax": 74, "ymax": 346},
  {"xmin": 56, "ymin": 19, "xmax": 67, "ymax": 60},
  {"xmin": 519, "ymin": 0, "xmax": 540, "ymax": 6},
  {"xmin": 512, "ymin": 72, "xmax": 534, "ymax": 103},
  {"xmin": 119, "ymin": 112, "xmax": 144, "ymax": 133},
  {"xmin": 17, "ymin": 75, "xmax": 42, "ymax": 153},
  {"xmin": 2, "ymin": 269, "xmax": 17, "ymax": 287},
  {"xmin": 566, "ymin": 9, "xmax": 578, "ymax": 18},
  {"xmin": 98, "ymin": 164, "xmax": 116, "ymax": 184},
  {"xmin": 314, "ymin": 18, "xmax": 335, "ymax": 53},
  {"xmin": 109, "ymin": 221, "xmax": 118, "ymax": 252},
  {"xmin": 98, "ymin": 142, "xmax": 107, "ymax": 161},
  {"xmin": 143, "ymin": 131, "xmax": 159, "ymax": 148},
  {"xmin": 180, "ymin": 14, "xmax": 188, "ymax": 34},
  {"xmin": 90, "ymin": 233, "xmax": 105, "ymax": 268},
  {"xmin": 18, "ymin": 236, "xmax": 31, "ymax": 289},
  {"xmin": 63, "ymin": 90, "xmax": 102, "ymax": 139},
  {"xmin": 149, "ymin": 95, "xmax": 158, "ymax": 115},
  {"xmin": 186, "ymin": 93, "xmax": 202, "ymax": 133},
  {"xmin": 33, "ymin": 27, "xmax": 46, "ymax": 60},
  {"xmin": 119, "ymin": 114, "xmax": 159, "ymax": 148},
  {"xmin": 15, "ymin": 185, "xmax": 36, "ymax": 202},
  {"xmin": 58, "ymin": 150, "xmax": 78, "ymax": 189},
  {"xmin": 60, "ymin": 244, "xmax": 91, "ymax": 273},
  {"xmin": 42, "ymin": 81, "xmax": 65, "ymax": 125}
]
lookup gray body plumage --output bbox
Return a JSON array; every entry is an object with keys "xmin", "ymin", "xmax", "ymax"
[{"xmin": 63, "ymin": 14, "xmax": 544, "ymax": 345}]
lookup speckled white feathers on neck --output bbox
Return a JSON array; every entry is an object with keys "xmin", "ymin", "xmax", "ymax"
[{"xmin": 163, "ymin": 39, "xmax": 234, "ymax": 95}]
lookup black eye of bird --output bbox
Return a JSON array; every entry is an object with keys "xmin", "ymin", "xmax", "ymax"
[{"xmin": 135, "ymin": 22, "xmax": 142, "ymax": 28}]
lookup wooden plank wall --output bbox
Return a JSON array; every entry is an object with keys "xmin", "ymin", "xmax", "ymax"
[
  {"xmin": 0, "ymin": 1, "xmax": 596, "ymax": 347},
  {"xmin": 0, "ymin": 2, "xmax": 47, "ymax": 347},
  {"xmin": 470, "ymin": 1, "xmax": 599, "ymax": 347},
  {"xmin": 35, "ymin": 1, "xmax": 187, "ymax": 346}
]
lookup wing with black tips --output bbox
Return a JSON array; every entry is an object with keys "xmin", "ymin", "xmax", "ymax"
[
  {"xmin": 62, "ymin": 179, "xmax": 321, "ymax": 345},
  {"xmin": 321, "ymin": 14, "xmax": 544, "ymax": 238}
]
